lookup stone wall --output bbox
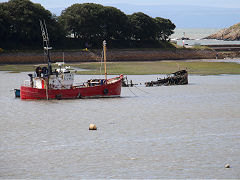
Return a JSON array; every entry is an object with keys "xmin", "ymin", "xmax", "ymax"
[{"xmin": 0, "ymin": 49, "xmax": 218, "ymax": 64}]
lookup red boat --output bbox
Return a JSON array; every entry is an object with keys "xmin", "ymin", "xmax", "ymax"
[
  {"xmin": 20, "ymin": 75, "xmax": 123, "ymax": 100},
  {"xmin": 20, "ymin": 20, "xmax": 123, "ymax": 100}
]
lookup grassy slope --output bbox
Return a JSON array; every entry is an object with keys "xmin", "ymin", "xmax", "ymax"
[{"xmin": 1, "ymin": 61, "xmax": 240, "ymax": 75}]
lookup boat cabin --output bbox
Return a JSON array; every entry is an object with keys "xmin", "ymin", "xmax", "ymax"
[{"xmin": 27, "ymin": 66, "xmax": 74, "ymax": 90}]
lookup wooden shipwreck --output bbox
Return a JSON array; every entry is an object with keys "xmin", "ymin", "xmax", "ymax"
[{"xmin": 145, "ymin": 70, "xmax": 188, "ymax": 87}]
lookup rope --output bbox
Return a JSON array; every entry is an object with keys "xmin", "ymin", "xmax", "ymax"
[
  {"xmin": 133, "ymin": 85, "xmax": 150, "ymax": 94},
  {"xmin": 99, "ymin": 50, "xmax": 104, "ymax": 76},
  {"xmin": 85, "ymin": 49, "xmax": 104, "ymax": 79},
  {"xmin": 44, "ymin": 79, "xmax": 49, "ymax": 100},
  {"xmin": 127, "ymin": 86, "xmax": 137, "ymax": 96}
]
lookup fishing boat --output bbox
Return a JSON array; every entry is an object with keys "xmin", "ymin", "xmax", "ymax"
[{"xmin": 19, "ymin": 21, "xmax": 123, "ymax": 100}]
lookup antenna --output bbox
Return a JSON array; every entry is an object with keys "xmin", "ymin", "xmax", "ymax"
[{"xmin": 40, "ymin": 19, "xmax": 52, "ymax": 75}]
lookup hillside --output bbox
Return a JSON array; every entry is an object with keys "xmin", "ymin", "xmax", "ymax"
[{"xmin": 205, "ymin": 23, "xmax": 240, "ymax": 40}]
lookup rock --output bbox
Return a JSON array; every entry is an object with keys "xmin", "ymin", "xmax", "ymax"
[{"xmin": 205, "ymin": 22, "xmax": 240, "ymax": 41}]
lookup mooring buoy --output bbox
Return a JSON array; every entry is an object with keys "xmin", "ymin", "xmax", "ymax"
[
  {"xmin": 225, "ymin": 164, "xmax": 230, "ymax": 168},
  {"xmin": 89, "ymin": 124, "xmax": 97, "ymax": 130}
]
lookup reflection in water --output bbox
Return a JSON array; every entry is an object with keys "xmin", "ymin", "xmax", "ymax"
[{"xmin": 0, "ymin": 72, "xmax": 240, "ymax": 179}]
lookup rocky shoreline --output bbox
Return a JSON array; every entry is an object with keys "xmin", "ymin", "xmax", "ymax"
[{"xmin": 205, "ymin": 22, "xmax": 240, "ymax": 41}]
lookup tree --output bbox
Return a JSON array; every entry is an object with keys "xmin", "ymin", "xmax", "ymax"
[
  {"xmin": 0, "ymin": 0, "xmax": 64, "ymax": 49},
  {"xmin": 59, "ymin": 3, "xmax": 129, "ymax": 46},
  {"xmin": 128, "ymin": 12, "xmax": 157, "ymax": 41},
  {"xmin": 0, "ymin": 2, "xmax": 11, "ymax": 47},
  {"xmin": 154, "ymin": 17, "xmax": 176, "ymax": 41},
  {"xmin": 0, "ymin": 1, "xmax": 176, "ymax": 49},
  {"xmin": 59, "ymin": 3, "xmax": 103, "ymax": 39},
  {"xmin": 99, "ymin": 6, "xmax": 130, "ymax": 41}
]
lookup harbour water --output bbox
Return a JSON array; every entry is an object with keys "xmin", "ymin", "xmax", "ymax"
[
  {"xmin": 171, "ymin": 28, "xmax": 240, "ymax": 46},
  {"xmin": 0, "ymin": 72, "xmax": 240, "ymax": 179},
  {"xmin": 172, "ymin": 28, "xmax": 220, "ymax": 40}
]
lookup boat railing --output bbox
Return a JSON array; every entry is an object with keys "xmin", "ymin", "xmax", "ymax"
[
  {"xmin": 107, "ymin": 74, "xmax": 123, "ymax": 84},
  {"xmin": 23, "ymin": 80, "xmax": 31, "ymax": 87},
  {"xmin": 74, "ymin": 83, "xmax": 86, "ymax": 87}
]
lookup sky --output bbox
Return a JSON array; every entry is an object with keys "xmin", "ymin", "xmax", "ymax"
[
  {"xmin": 1, "ymin": 0, "xmax": 240, "ymax": 28},
  {"xmin": 12, "ymin": 0, "xmax": 240, "ymax": 9}
]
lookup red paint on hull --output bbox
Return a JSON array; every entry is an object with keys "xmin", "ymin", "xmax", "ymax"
[{"xmin": 20, "ymin": 75, "xmax": 122, "ymax": 100}]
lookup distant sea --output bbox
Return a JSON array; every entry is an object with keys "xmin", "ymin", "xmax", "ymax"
[{"xmin": 171, "ymin": 28, "xmax": 240, "ymax": 46}]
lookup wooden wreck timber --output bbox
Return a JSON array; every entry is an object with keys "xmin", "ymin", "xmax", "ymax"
[{"xmin": 145, "ymin": 70, "xmax": 188, "ymax": 87}]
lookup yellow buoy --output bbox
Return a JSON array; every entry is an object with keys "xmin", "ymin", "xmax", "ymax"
[
  {"xmin": 225, "ymin": 164, "xmax": 230, "ymax": 168},
  {"xmin": 89, "ymin": 124, "xmax": 97, "ymax": 130}
]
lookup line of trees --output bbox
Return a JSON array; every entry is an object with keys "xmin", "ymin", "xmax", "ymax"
[{"xmin": 0, "ymin": 0, "xmax": 176, "ymax": 50}]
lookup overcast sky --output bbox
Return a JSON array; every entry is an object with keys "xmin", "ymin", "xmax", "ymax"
[{"xmin": 1, "ymin": 0, "xmax": 239, "ymax": 28}]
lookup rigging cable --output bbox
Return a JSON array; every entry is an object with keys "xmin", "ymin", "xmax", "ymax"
[
  {"xmin": 127, "ymin": 86, "xmax": 137, "ymax": 96},
  {"xmin": 99, "ymin": 50, "xmax": 104, "ymax": 76},
  {"xmin": 85, "ymin": 49, "xmax": 103, "ymax": 79},
  {"xmin": 133, "ymin": 85, "xmax": 150, "ymax": 94}
]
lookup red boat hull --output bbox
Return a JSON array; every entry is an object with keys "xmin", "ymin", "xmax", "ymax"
[{"xmin": 20, "ymin": 75, "xmax": 122, "ymax": 100}]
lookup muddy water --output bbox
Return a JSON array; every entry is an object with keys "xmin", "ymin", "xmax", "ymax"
[{"xmin": 0, "ymin": 72, "xmax": 240, "ymax": 179}]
